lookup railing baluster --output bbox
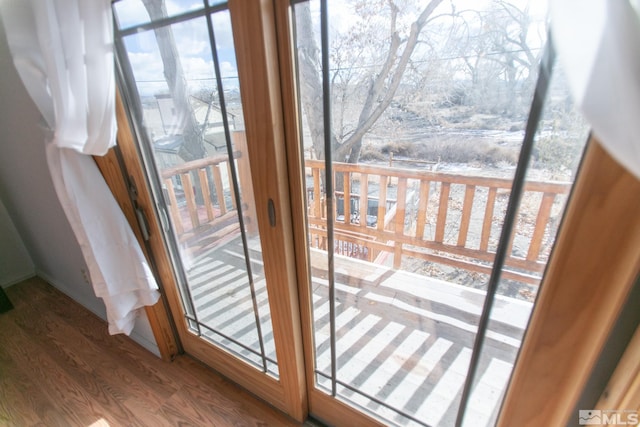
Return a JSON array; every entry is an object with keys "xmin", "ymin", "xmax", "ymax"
[
  {"xmin": 393, "ymin": 178, "xmax": 408, "ymax": 269},
  {"xmin": 164, "ymin": 178, "xmax": 183, "ymax": 235},
  {"xmin": 415, "ymin": 180, "xmax": 430, "ymax": 239},
  {"xmin": 435, "ymin": 182, "xmax": 451, "ymax": 243},
  {"xmin": 480, "ymin": 187, "xmax": 497, "ymax": 251},
  {"xmin": 377, "ymin": 175, "xmax": 388, "ymax": 231},
  {"xmin": 395, "ymin": 178, "xmax": 408, "ymax": 234},
  {"xmin": 507, "ymin": 201, "xmax": 520, "ymax": 256},
  {"xmin": 181, "ymin": 172, "xmax": 199, "ymax": 229},
  {"xmin": 527, "ymin": 192, "xmax": 556, "ymax": 261},
  {"xmin": 226, "ymin": 161, "xmax": 237, "ymax": 210},
  {"xmin": 344, "ymin": 172, "xmax": 351, "ymax": 225},
  {"xmin": 360, "ymin": 173, "xmax": 368, "ymax": 229},
  {"xmin": 457, "ymin": 185, "xmax": 476, "ymax": 247},
  {"xmin": 198, "ymin": 168, "xmax": 214, "ymax": 221},
  {"xmin": 313, "ymin": 167, "xmax": 321, "ymax": 218},
  {"xmin": 213, "ymin": 164, "xmax": 226, "ymax": 215}
]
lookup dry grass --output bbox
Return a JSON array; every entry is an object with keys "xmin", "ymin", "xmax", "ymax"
[{"xmin": 360, "ymin": 138, "xmax": 518, "ymax": 166}]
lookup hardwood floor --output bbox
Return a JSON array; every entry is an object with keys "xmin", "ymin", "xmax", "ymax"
[{"xmin": 0, "ymin": 277, "xmax": 303, "ymax": 427}]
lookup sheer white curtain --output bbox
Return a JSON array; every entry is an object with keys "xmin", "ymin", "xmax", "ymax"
[
  {"xmin": 552, "ymin": 0, "xmax": 640, "ymax": 180},
  {"xmin": 0, "ymin": 0, "xmax": 159, "ymax": 334}
]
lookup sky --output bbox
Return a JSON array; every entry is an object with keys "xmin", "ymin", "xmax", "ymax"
[{"xmin": 114, "ymin": 0, "xmax": 238, "ymax": 96}]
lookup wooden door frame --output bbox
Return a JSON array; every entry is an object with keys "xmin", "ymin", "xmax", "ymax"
[
  {"xmin": 228, "ymin": 0, "xmax": 307, "ymax": 420},
  {"xmin": 497, "ymin": 140, "xmax": 640, "ymax": 427},
  {"xmin": 99, "ymin": 0, "xmax": 640, "ymax": 425},
  {"xmin": 271, "ymin": 1, "xmax": 388, "ymax": 424},
  {"xmin": 94, "ymin": 92, "xmax": 180, "ymax": 363}
]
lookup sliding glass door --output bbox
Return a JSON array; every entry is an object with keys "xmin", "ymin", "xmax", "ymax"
[
  {"xmin": 288, "ymin": 0, "xmax": 589, "ymax": 425},
  {"xmin": 111, "ymin": 0, "xmax": 598, "ymax": 425},
  {"xmin": 112, "ymin": 0, "xmax": 305, "ymax": 419}
]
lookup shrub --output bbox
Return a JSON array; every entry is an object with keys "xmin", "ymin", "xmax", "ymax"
[
  {"xmin": 379, "ymin": 140, "xmax": 415, "ymax": 157},
  {"xmin": 533, "ymin": 135, "xmax": 584, "ymax": 175},
  {"xmin": 413, "ymin": 139, "xmax": 518, "ymax": 165},
  {"xmin": 359, "ymin": 143, "xmax": 387, "ymax": 161}
]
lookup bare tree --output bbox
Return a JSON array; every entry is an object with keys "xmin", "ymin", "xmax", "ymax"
[
  {"xmin": 448, "ymin": 0, "xmax": 543, "ymax": 116},
  {"xmin": 142, "ymin": 0, "xmax": 205, "ymax": 161},
  {"xmin": 296, "ymin": 0, "xmax": 445, "ymax": 164}
]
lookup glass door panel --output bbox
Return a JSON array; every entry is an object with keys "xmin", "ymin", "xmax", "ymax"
[
  {"xmin": 459, "ymin": 63, "xmax": 588, "ymax": 427},
  {"xmin": 114, "ymin": 2, "xmax": 278, "ymax": 377},
  {"xmin": 291, "ymin": 1, "xmax": 589, "ymax": 425}
]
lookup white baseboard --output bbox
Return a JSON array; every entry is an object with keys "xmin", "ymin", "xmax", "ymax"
[
  {"xmin": 129, "ymin": 329, "xmax": 162, "ymax": 358},
  {"xmin": 34, "ymin": 269, "xmax": 161, "ymax": 358},
  {"xmin": 1, "ymin": 271, "xmax": 36, "ymax": 288},
  {"xmin": 35, "ymin": 268, "xmax": 108, "ymax": 320}
]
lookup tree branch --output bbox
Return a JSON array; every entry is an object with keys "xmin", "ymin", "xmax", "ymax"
[{"xmin": 337, "ymin": 0, "xmax": 445, "ymax": 161}]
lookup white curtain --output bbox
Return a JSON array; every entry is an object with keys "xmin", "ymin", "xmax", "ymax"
[
  {"xmin": 0, "ymin": 0, "xmax": 160, "ymax": 334},
  {"xmin": 552, "ymin": 0, "xmax": 640, "ymax": 180}
]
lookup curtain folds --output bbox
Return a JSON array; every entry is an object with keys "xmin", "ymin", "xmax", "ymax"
[
  {"xmin": 0, "ymin": 0, "xmax": 159, "ymax": 335},
  {"xmin": 551, "ymin": 0, "xmax": 640, "ymax": 180}
]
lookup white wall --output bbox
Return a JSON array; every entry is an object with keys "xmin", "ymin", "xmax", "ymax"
[
  {"xmin": 0, "ymin": 18, "xmax": 159, "ymax": 356},
  {"xmin": 0, "ymin": 196, "xmax": 35, "ymax": 287}
]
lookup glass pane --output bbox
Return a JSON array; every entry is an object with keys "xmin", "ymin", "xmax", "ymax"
[
  {"xmin": 461, "ymin": 63, "xmax": 588, "ymax": 427},
  {"xmin": 115, "ymin": 5, "xmax": 277, "ymax": 376},
  {"xmin": 294, "ymin": 0, "xmax": 587, "ymax": 425}
]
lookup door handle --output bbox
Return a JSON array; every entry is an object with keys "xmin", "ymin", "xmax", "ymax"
[
  {"xmin": 135, "ymin": 207, "xmax": 150, "ymax": 241},
  {"xmin": 268, "ymin": 198, "xmax": 276, "ymax": 227}
]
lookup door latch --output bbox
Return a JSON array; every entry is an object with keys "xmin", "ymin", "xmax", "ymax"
[
  {"xmin": 135, "ymin": 207, "xmax": 150, "ymax": 241},
  {"xmin": 268, "ymin": 198, "xmax": 276, "ymax": 227}
]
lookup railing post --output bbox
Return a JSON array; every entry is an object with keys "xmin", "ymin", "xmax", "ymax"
[{"xmin": 233, "ymin": 130, "xmax": 259, "ymax": 235}]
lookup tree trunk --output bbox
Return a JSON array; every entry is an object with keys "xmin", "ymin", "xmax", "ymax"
[
  {"xmin": 142, "ymin": 0, "xmax": 205, "ymax": 162},
  {"xmin": 296, "ymin": 0, "xmax": 444, "ymax": 168},
  {"xmin": 295, "ymin": 2, "xmax": 327, "ymax": 162}
]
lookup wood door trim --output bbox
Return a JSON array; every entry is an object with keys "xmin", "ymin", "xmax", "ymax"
[
  {"xmin": 498, "ymin": 139, "xmax": 640, "ymax": 427},
  {"xmin": 272, "ymin": 2, "xmax": 413, "ymax": 425},
  {"xmin": 272, "ymin": 0, "xmax": 317, "ymax": 408},
  {"xmin": 111, "ymin": 85, "xmax": 295, "ymax": 415},
  {"xmin": 94, "ymin": 91, "xmax": 180, "ymax": 362},
  {"xmin": 229, "ymin": 0, "xmax": 307, "ymax": 421},
  {"xmin": 112, "ymin": 90, "xmax": 189, "ymax": 363}
]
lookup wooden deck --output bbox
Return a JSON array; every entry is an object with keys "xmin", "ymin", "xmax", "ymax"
[
  {"xmin": 158, "ymin": 146, "xmax": 556, "ymax": 425},
  {"xmin": 184, "ymin": 236, "xmax": 531, "ymax": 427}
]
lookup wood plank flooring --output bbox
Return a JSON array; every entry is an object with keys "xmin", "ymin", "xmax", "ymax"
[{"xmin": 0, "ymin": 277, "xmax": 303, "ymax": 427}]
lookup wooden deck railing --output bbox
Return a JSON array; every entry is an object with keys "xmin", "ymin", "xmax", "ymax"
[
  {"xmin": 159, "ymin": 132, "xmax": 258, "ymax": 253},
  {"xmin": 161, "ymin": 147, "xmax": 571, "ymax": 285},
  {"xmin": 161, "ymin": 154, "xmax": 238, "ymax": 239},
  {"xmin": 305, "ymin": 160, "xmax": 572, "ymax": 285}
]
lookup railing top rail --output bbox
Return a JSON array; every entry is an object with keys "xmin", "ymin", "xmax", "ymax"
[
  {"xmin": 305, "ymin": 160, "xmax": 572, "ymax": 194},
  {"xmin": 161, "ymin": 151, "xmax": 241, "ymax": 178}
]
